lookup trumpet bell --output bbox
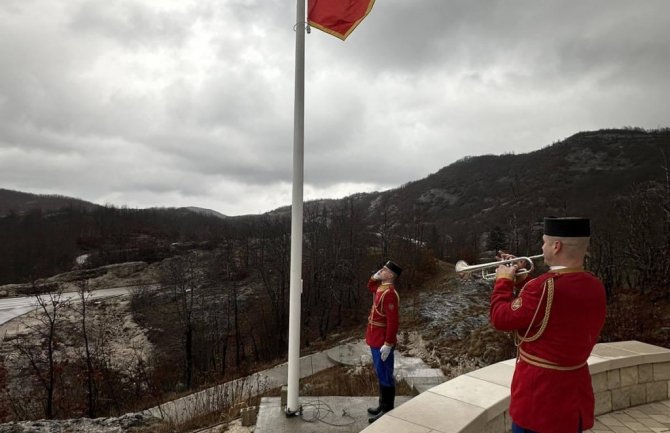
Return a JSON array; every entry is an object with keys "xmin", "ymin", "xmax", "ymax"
[{"xmin": 454, "ymin": 260, "xmax": 470, "ymax": 273}]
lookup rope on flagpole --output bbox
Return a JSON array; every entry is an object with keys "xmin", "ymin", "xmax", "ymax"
[{"xmin": 293, "ymin": 22, "xmax": 311, "ymax": 33}]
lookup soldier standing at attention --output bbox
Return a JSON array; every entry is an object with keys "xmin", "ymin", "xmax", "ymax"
[
  {"xmin": 491, "ymin": 217, "xmax": 607, "ymax": 433},
  {"xmin": 366, "ymin": 260, "xmax": 402, "ymax": 423}
]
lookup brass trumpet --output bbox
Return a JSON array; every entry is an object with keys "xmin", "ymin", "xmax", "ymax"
[{"xmin": 455, "ymin": 254, "xmax": 544, "ymax": 280}]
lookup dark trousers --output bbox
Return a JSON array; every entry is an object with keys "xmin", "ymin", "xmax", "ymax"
[
  {"xmin": 370, "ymin": 347, "xmax": 394, "ymax": 387},
  {"xmin": 512, "ymin": 422, "xmax": 582, "ymax": 433}
]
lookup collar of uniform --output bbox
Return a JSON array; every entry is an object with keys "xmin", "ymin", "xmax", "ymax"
[
  {"xmin": 377, "ymin": 283, "xmax": 393, "ymax": 291},
  {"xmin": 549, "ymin": 267, "xmax": 585, "ymax": 274}
]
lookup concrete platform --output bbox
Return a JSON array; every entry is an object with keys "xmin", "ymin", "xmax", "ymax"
[{"xmin": 254, "ymin": 396, "xmax": 412, "ymax": 433}]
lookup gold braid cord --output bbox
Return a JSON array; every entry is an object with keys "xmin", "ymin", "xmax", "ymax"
[
  {"xmin": 512, "ymin": 278, "xmax": 586, "ymax": 370},
  {"xmin": 514, "ymin": 277, "xmax": 555, "ymax": 347},
  {"xmin": 368, "ymin": 287, "xmax": 399, "ymax": 326}
]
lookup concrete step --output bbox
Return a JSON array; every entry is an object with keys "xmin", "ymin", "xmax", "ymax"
[
  {"xmin": 325, "ymin": 341, "xmax": 370, "ymax": 366},
  {"xmin": 398, "ymin": 367, "xmax": 444, "ymax": 380},
  {"xmin": 413, "ymin": 383, "xmax": 436, "ymax": 394},
  {"xmin": 404, "ymin": 376, "xmax": 447, "ymax": 395},
  {"xmin": 397, "ymin": 368, "xmax": 446, "ymax": 395}
]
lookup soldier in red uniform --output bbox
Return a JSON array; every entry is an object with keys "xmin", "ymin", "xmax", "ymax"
[
  {"xmin": 490, "ymin": 217, "xmax": 606, "ymax": 433},
  {"xmin": 365, "ymin": 260, "xmax": 402, "ymax": 423}
]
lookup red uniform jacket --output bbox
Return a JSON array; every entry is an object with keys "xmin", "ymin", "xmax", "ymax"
[
  {"xmin": 365, "ymin": 279, "xmax": 399, "ymax": 348},
  {"xmin": 490, "ymin": 269, "xmax": 606, "ymax": 433}
]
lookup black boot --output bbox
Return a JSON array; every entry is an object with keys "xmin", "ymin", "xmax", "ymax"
[
  {"xmin": 368, "ymin": 385, "xmax": 395, "ymax": 423},
  {"xmin": 367, "ymin": 385, "xmax": 383, "ymax": 415}
]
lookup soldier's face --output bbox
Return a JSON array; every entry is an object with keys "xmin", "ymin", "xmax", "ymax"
[{"xmin": 379, "ymin": 267, "xmax": 395, "ymax": 280}]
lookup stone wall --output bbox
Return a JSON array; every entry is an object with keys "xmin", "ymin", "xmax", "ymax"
[
  {"xmin": 361, "ymin": 341, "xmax": 670, "ymax": 433},
  {"xmin": 591, "ymin": 354, "xmax": 670, "ymax": 416}
]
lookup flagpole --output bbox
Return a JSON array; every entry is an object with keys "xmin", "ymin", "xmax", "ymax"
[{"xmin": 286, "ymin": 0, "xmax": 305, "ymax": 416}]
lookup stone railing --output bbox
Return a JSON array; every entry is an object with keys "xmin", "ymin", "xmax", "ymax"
[{"xmin": 360, "ymin": 340, "xmax": 670, "ymax": 433}]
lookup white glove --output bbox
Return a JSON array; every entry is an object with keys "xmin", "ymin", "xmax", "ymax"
[
  {"xmin": 380, "ymin": 344, "xmax": 392, "ymax": 362},
  {"xmin": 372, "ymin": 271, "xmax": 382, "ymax": 280}
]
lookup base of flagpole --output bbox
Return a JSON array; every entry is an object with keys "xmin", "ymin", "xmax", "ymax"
[{"xmin": 285, "ymin": 406, "xmax": 302, "ymax": 417}]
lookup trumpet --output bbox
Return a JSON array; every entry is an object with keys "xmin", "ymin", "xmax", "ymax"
[{"xmin": 455, "ymin": 254, "xmax": 544, "ymax": 280}]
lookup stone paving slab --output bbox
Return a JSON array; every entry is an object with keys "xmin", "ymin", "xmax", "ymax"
[
  {"xmin": 585, "ymin": 400, "xmax": 670, "ymax": 433},
  {"xmin": 326, "ymin": 341, "xmax": 371, "ymax": 366},
  {"xmin": 254, "ymin": 396, "xmax": 412, "ymax": 433}
]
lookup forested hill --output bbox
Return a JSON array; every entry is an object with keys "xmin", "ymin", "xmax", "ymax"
[
  {"xmin": 1, "ymin": 128, "xmax": 669, "ymax": 285},
  {"xmin": 269, "ymin": 127, "xmax": 670, "ymax": 259},
  {"xmin": 365, "ymin": 128, "xmax": 670, "ymax": 248},
  {"xmin": 387, "ymin": 128, "xmax": 670, "ymax": 229},
  {"xmin": 0, "ymin": 189, "xmax": 100, "ymax": 216}
]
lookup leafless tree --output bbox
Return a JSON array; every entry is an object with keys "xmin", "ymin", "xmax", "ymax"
[
  {"xmin": 15, "ymin": 283, "xmax": 69, "ymax": 419},
  {"xmin": 619, "ymin": 183, "xmax": 667, "ymax": 294},
  {"xmin": 71, "ymin": 279, "xmax": 96, "ymax": 417},
  {"xmin": 255, "ymin": 216, "xmax": 290, "ymax": 357},
  {"xmin": 0, "ymin": 356, "xmax": 9, "ymax": 422},
  {"xmin": 160, "ymin": 253, "xmax": 202, "ymax": 389}
]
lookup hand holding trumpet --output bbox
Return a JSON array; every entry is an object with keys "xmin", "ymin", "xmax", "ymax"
[{"xmin": 495, "ymin": 251, "xmax": 530, "ymax": 282}]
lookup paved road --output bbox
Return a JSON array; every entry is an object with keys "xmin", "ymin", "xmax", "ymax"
[{"xmin": 0, "ymin": 286, "xmax": 154, "ymax": 326}]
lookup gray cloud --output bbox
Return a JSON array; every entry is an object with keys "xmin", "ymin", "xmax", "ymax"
[
  {"xmin": 1, "ymin": 0, "xmax": 669, "ymax": 215},
  {"xmin": 69, "ymin": 1, "xmax": 193, "ymax": 48}
]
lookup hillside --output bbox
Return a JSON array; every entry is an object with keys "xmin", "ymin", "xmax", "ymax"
[
  {"xmin": 265, "ymin": 127, "xmax": 670, "ymax": 263},
  {"xmin": 0, "ymin": 189, "xmax": 100, "ymax": 217},
  {"xmin": 0, "ymin": 200, "xmax": 233, "ymax": 285},
  {"xmin": 390, "ymin": 128, "xmax": 670, "ymax": 228},
  {"xmin": 271, "ymin": 128, "xmax": 670, "ymax": 224},
  {"xmin": 2, "ymin": 127, "xmax": 670, "ymax": 281}
]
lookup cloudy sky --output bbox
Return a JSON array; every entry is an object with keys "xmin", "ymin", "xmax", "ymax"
[{"xmin": 1, "ymin": 1, "xmax": 669, "ymax": 216}]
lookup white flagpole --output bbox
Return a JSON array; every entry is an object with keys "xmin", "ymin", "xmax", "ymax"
[{"xmin": 286, "ymin": 0, "xmax": 305, "ymax": 416}]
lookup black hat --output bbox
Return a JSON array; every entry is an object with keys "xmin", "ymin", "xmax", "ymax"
[
  {"xmin": 544, "ymin": 217, "xmax": 590, "ymax": 237},
  {"xmin": 384, "ymin": 260, "xmax": 402, "ymax": 276}
]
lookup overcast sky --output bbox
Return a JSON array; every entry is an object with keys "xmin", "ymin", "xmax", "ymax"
[{"xmin": 1, "ymin": 1, "xmax": 669, "ymax": 216}]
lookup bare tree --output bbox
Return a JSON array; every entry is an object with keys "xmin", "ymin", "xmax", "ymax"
[
  {"xmin": 160, "ymin": 253, "xmax": 201, "ymax": 389},
  {"xmin": 377, "ymin": 197, "xmax": 399, "ymax": 261},
  {"xmin": 0, "ymin": 356, "xmax": 9, "ymax": 422},
  {"xmin": 658, "ymin": 146, "xmax": 670, "ymax": 297},
  {"xmin": 71, "ymin": 279, "xmax": 96, "ymax": 417},
  {"xmin": 15, "ymin": 284, "xmax": 69, "ymax": 419},
  {"xmin": 255, "ymin": 216, "xmax": 290, "ymax": 357},
  {"xmin": 211, "ymin": 244, "xmax": 242, "ymax": 372}
]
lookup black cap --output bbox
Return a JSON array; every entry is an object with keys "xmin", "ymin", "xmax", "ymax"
[
  {"xmin": 544, "ymin": 217, "xmax": 590, "ymax": 237},
  {"xmin": 384, "ymin": 260, "xmax": 402, "ymax": 276}
]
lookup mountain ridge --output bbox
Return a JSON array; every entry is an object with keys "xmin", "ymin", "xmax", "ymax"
[
  {"xmin": 0, "ymin": 188, "xmax": 100, "ymax": 216},
  {"xmin": 2, "ymin": 127, "xmax": 669, "ymax": 280},
  {"xmin": 270, "ymin": 128, "xmax": 669, "ymax": 230},
  {"xmin": 4, "ymin": 127, "xmax": 668, "ymax": 224}
]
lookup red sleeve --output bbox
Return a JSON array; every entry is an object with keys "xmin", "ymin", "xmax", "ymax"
[
  {"xmin": 490, "ymin": 275, "xmax": 547, "ymax": 332},
  {"xmin": 383, "ymin": 290, "xmax": 399, "ymax": 345},
  {"xmin": 367, "ymin": 278, "xmax": 380, "ymax": 293}
]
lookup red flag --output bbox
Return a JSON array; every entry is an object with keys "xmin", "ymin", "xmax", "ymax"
[{"xmin": 307, "ymin": 0, "xmax": 376, "ymax": 41}]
